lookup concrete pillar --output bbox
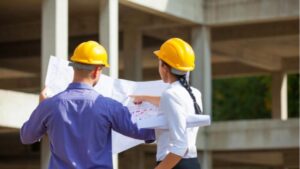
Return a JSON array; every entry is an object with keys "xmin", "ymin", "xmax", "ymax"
[
  {"xmin": 123, "ymin": 27, "xmax": 143, "ymax": 80},
  {"xmin": 41, "ymin": 0, "xmax": 68, "ymax": 168},
  {"xmin": 191, "ymin": 26, "xmax": 212, "ymax": 116},
  {"xmin": 99, "ymin": 0, "xmax": 119, "ymax": 168},
  {"xmin": 271, "ymin": 72, "xmax": 288, "ymax": 120},
  {"xmin": 100, "ymin": 0, "xmax": 119, "ymax": 78},
  {"xmin": 191, "ymin": 26, "xmax": 212, "ymax": 169}
]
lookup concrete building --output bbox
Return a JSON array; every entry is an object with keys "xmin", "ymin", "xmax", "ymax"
[{"xmin": 0, "ymin": 0, "xmax": 299, "ymax": 169}]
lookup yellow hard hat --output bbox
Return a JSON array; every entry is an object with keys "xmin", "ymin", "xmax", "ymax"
[
  {"xmin": 154, "ymin": 38, "xmax": 195, "ymax": 71},
  {"xmin": 70, "ymin": 41, "xmax": 109, "ymax": 67}
]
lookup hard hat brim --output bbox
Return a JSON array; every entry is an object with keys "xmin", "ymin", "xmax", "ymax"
[
  {"xmin": 70, "ymin": 57, "xmax": 109, "ymax": 68},
  {"xmin": 153, "ymin": 50, "xmax": 162, "ymax": 60},
  {"xmin": 153, "ymin": 50, "xmax": 194, "ymax": 72}
]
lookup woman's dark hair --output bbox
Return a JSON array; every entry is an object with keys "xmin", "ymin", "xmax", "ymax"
[
  {"xmin": 161, "ymin": 61, "xmax": 202, "ymax": 114},
  {"xmin": 176, "ymin": 75, "xmax": 202, "ymax": 115}
]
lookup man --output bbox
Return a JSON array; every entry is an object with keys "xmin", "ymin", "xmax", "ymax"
[{"xmin": 20, "ymin": 41, "xmax": 155, "ymax": 169}]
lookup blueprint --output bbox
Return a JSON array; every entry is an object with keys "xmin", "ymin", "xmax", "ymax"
[{"xmin": 45, "ymin": 56, "xmax": 211, "ymax": 154}]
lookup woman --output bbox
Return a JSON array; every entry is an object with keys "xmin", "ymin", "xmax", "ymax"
[{"xmin": 133, "ymin": 38, "xmax": 202, "ymax": 169}]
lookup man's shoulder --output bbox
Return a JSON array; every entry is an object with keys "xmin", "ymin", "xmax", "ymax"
[{"xmin": 95, "ymin": 95, "xmax": 122, "ymax": 107}]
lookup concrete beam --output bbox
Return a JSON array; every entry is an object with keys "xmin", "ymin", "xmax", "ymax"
[
  {"xmin": 205, "ymin": 0, "xmax": 299, "ymax": 25},
  {"xmin": 214, "ymin": 152, "xmax": 284, "ymax": 166},
  {"xmin": 120, "ymin": 0, "xmax": 204, "ymax": 24},
  {"xmin": 0, "ymin": 128, "xmax": 19, "ymax": 134},
  {"xmin": 0, "ymin": 17, "xmax": 100, "ymax": 43},
  {"xmin": 0, "ymin": 90, "xmax": 38, "ymax": 128},
  {"xmin": 0, "ymin": 22, "xmax": 41, "ymax": 43},
  {"xmin": 127, "ymin": 60, "xmax": 275, "ymax": 80},
  {"xmin": 143, "ymin": 26, "xmax": 190, "ymax": 42},
  {"xmin": 0, "ymin": 68, "xmax": 37, "ymax": 79},
  {"xmin": 213, "ymin": 149, "xmax": 299, "ymax": 168},
  {"xmin": 0, "ymin": 77, "xmax": 40, "ymax": 91},
  {"xmin": 214, "ymin": 46, "xmax": 282, "ymax": 71},
  {"xmin": 197, "ymin": 119, "xmax": 299, "ymax": 150},
  {"xmin": 237, "ymin": 49, "xmax": 282, "ymax": 71},
  {"xmin": 0, "ymin": 15, "xmax": 175, "ymax": 43},
  {"xmin": 212, "ymin": 62, "xmax": 268, "ymax": 78},
  {"xmin": 211, "ymin": 20, "xmax": 299, "ymax": 42},
  {"xmin": 212, "ymin": 34, "xmax": 298, "ymax": 71},
  {"xmin": 283, "ymin": 149, "xmax": 300, "ymax": 168},
  {"xmin": 0, "ymin": 57, "xmax": 40, "ymax": 73},
  {"xmin": 282, "ymin": 57, "xmax": 299, "ymax": 73}
]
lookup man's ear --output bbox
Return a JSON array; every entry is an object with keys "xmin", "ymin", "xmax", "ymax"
[
  {"xmin": 162, "ymin": 63, "xmax": 170, "ymax": 73},
  {"xmin": 99, "ymin": 65, "xmax": 104, "ymax": 73},
  {"xmin": 96, "ymin": 66, "xmax": 104, "ymax": 77},
  {"xmin": 91, "ymin": 67, "xmax": 100, "ymax": 79}
]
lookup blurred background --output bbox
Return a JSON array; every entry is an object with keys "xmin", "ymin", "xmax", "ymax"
[{"xmin": 0, "ymin": 0, "xmax": 299, "ymax": 169}]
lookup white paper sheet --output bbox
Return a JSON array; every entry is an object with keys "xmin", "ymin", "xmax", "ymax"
[
  {"xmin": 45, "ymin": 56, "xmax": 211, "ymax": 154},
  {"xmin": 45, "ymin": 56, "xmax": 168, "ymax": 154},
  {"xmin": 45, "ymin": 56, "xmax": 73, "ymax": 96},
  {"xmin": 136, "ymin": 113, "xmax": 211, "ymax": 129}
]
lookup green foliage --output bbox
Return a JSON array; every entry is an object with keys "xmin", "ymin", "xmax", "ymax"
[
  {"xmin": 288, "ymin": 74, "xmax": 299, "ymax": 118},
  {"xmin": 212, "ymin": 74, "xmax": 299, "ymax": 121}
]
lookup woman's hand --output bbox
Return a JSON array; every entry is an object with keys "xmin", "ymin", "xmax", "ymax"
[
  {"xmin": 154, "ymin": 153, "xmax": 182, "ymax": 169},
  {"xmin": 130, "ymin": 95, "xmax": 161, "ymax": 107}
]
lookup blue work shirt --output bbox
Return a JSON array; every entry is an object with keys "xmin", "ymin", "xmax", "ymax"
[{"xmin": 20, "ymin": 82, "xmax": 155, "ymax": 169}]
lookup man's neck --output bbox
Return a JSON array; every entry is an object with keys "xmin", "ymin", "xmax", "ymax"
[{"xmin": 72, "ymin": 78, "xmax": 94, "ymax": 86}]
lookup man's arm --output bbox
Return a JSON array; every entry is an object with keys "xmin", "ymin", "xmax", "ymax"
[
  {"xmin": 20, "ymin": 99, "xmax": 50, "ymax": 144},
  {"xmin": 109, "ymin": 100, "xmax": 155, "ymax": 142}
]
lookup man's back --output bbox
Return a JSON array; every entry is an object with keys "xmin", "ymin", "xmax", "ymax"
[{"xmin": 21, "ymin": 83, "xmax": 155, "ymax": 169}]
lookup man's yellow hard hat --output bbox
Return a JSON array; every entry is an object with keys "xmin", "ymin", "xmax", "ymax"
[
  {"xmin": 154, "ymin": 38, "xmax": 195, "ymax": 72},
  {"xmin": 70, "ymin": 41, "xmax": 109, "ymax": 67}
]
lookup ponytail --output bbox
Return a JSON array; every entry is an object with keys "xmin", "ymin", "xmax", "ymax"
[
  {"xmin": 176, "ymin": 75, "xmax": 202, "ymax": 115},
  {"xmin": 160, "ymin": 60, "xmax": 202, "ymax": 114}
]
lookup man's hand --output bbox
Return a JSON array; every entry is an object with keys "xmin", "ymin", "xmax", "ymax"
[
  {"xmin": 130, "ymin": 95, "xmax": 146, "ymax": 104},
  {"xmin": 39, "ymin": 87, "xmax": 49, "ymax": 102},
  {"xmin": 130, "ymin": 95, "xmax": 161, "ymax": 106}
]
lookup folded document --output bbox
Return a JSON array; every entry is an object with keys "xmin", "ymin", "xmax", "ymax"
[{"xmin": 137, "ymin": 114, "xmax": 211, "ymax": 129}]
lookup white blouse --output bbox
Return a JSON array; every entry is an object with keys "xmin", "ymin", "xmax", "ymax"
[{"xmin": 156, "ymin": 81, "xmax": 203, "ymax": 161}]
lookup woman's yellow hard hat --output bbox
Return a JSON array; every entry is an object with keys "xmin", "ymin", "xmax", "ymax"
[
  {"xmin": 70, "ymin": 41, "xmax": 109, "ymax": 67},
  {"xmin": 154, "ymin": 38, "xmax": 195, "ymax": 72}
]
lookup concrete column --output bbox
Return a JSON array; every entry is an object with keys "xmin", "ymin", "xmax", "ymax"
[
  {"xmin": 191, "ymin": 26, "xmax": 212, "ymax": 116},
  {"xmin": 41, "ymin": 0, "xmax": 68, "ymax": 168},
  {"xmin": 123, "ymin": 27, "xmax": 143, "ymax": 80},
  {"xmin": 99, "ymin": 0, "xmax": 119, "ymax": 168},
  {"xmin": 191, "ymin": 26, "xmax": 212, "ymax": 169},
  {"xmin": 99, "ymin": 0, "xmax": 119, "ymax": 78},
  {"xmin": 272, "ymin": 72, "xmax": 288, "ymax": 120}
]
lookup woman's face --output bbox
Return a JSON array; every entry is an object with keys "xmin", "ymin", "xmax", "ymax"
[{"xmin": 158, "ymin": 60, "xmax": 169, "ymax": 83}]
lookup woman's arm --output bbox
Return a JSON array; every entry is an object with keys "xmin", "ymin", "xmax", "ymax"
[
  {"xmin": 155, "ymin": 153, "xmax": 182, "ymax": 169},
  {"xmin": 130, "ymin": 95, "xmax": 161, "ymax": 106},
  {"xmin": 157, "ymin": 92, "xmax": 188, "ymax": 168}
]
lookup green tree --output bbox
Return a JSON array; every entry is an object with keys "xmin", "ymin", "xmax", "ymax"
[
  {"xmin": 212, "ymin": 74, "xmax": 299, "ymax": 121},
  {"xmin": 288, "ymin": 74, "xmax": 299, "ymax": 118}
]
